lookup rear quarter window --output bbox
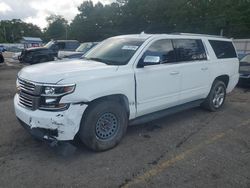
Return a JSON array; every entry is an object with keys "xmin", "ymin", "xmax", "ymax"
[
  {"xmin": 173, "ymin": 39, "xmax": 207, "ymax": 62},
  {"xmin": 209, "ymin": 40, "xmax": 237, "ymax": 59}
]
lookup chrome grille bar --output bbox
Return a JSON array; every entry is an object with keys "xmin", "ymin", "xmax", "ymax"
[
  {"xmin": 17, "ymin": 78, "xmax": 40, "ymax": 110},
  {"xmin": 19, "ymin": 92, "xmax": 34, "ymax": 109},
  {"xmin": 18, "ymin": 78, "xmax": 35, "ymax": 92}
]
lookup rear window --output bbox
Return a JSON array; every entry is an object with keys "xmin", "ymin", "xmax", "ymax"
[{"xmin": 209, "ymin": 40, "xmax": 237, "ymax": 59}]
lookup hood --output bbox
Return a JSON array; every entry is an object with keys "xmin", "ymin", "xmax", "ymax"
[
  {"xmin": 58, "ymin": 51, "xmax": 82, "ymax": 58},
  {"xmin": 18, "ymin": 59, "xmax": 118, "ymax": 84},
  {"xmin": 24, "ymin": 47, "xmax": 48, "ymax": 52}
]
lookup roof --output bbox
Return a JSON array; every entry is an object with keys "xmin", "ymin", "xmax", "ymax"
[
  {"xmin": 55, "ymin": 40, "xmax": 79, "ymax": 42},
  {"xmin": 112, "ymin": 33, "xmax": 232, "ymax": 41},
  {"xmin": 22, "ymin": 37, "xmax": 43, "ymax": 42}
]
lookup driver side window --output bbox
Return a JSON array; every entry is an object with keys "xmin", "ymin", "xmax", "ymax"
[{"xmin": 143, "ymin": 39, "xmax": 176, "ymax": 64}]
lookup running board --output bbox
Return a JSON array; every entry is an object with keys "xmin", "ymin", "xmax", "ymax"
[{"xmin": 129, "ymin": 99, "xmax": 204, "ymax": 126}]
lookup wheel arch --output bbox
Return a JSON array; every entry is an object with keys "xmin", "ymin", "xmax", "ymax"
[
  {"xmin": 87, "ymin": 94, "xmax": 130, "ymax": 117},
  {"xmin": 214, "ymin": 75, "xmax": 229, "ymax": 88}
]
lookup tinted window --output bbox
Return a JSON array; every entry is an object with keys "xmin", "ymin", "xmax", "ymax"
[
  {"xmin": 173, "ymin": 39, "xmax": 207, "ymax": 62},
  {"xmin": 143, "ymin": 39, "xmax": 176, "ymax": 63},
  {"xmin": 209, "ymin": 40, "xmax": 237, "ymax": 59},
  {"xmin": 57, "ymin": 42, "xmax": 65, "ymax": 50},
  {"xmin": 66, "ymin": 42, "xmax": 80, "ymax": 50}
]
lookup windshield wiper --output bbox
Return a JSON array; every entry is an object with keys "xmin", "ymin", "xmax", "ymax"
[
  {"xmin": 83, "ymin": 57, "xmax": 109, "ymax": 65},
  {"xmin": 81, "ymin": 57, "xmax": 122, "ymax": 65}
]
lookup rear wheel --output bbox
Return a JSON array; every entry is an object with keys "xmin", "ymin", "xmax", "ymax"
[
  {"xmin": 79, "ymin": 100, "xmax": 128, "ymax": 151},
  {"xmin": 202, "ymin": 80, "xmax": 226, "ymax": 112}
]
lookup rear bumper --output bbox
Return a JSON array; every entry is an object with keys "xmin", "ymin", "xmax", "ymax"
[{"xmin": 14, "ymin": 94, "xmax": 87, "ymax": 141}]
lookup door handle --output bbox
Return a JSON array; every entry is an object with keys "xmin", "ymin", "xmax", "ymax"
[
  {"xmin": 201, "ymin": 67, "xmax": 208, "ymax": 71},
  {"xmin": 170, "ymin": 71, "xmax": 180, "ymax": 75}
]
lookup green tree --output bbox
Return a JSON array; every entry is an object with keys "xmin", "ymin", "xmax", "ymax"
[
  {"xmin": 43, "ymin": 15, "xmax": 68, "ymax": 41},
  {"xmin": 0, "ymin": 19, "xmax": 42, "ymax": 43}
]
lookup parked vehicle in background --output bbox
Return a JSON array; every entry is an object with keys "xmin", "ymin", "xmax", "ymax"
[
  {"xmin": 13, "ymin": 52, "xmax": 22, "ymax": 60},
  {"xmin": 238, "ymin": 53, "xmax": 250, "ymax": 85},
  {"xmin": 19, "ymin": 40, "xmax": 80, "ymax": 64},
  {"xmin": 0, "ymin": 46, "xmax": 6, "ymax": 64},
  {"xmin": 58, "ymin": 42, "xmax": 99, "ymax": 59},
  {"xmin": 14, "ymin": 33, "xmax": 239, "ymax": 152},
  {"xmin": 237, "ymin": 53, "xmax": 247, "ymax": 60},
  {"xmin": 0, "ymin": 52, "xmax": 4, "ymax": 63},
  {"xmin": 0, "ymin": 45, "xmax": 6, "ymax": 52}
]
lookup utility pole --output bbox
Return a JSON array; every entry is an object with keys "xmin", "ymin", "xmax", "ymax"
[
  {"xmin": 2, "ymin": 25, "xmax": 7, "ymax": 42},
  {"xmin": 65, "ymin": 25, "xmax": 68, "ymax": 40},
  {"xmin": 220, "ymin": 29, "xmax": 224, "ymax": 36}
]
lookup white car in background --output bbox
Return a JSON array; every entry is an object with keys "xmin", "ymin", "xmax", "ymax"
[
  {"xmin": 14, "ymin": 33, "xmax": 239, "ymax": 151},
  {"xmin": 58, "ymin": 42, "xmax": 98, "ymax": 59}
]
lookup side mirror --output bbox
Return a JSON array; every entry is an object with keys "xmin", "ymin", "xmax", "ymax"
[{"xmin": 138, "ymin": 56, "xmax": 161, "ymax": 68}]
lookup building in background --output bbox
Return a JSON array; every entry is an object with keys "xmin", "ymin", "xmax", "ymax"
[
  {"xmin": 20, "ymin": 37, "xmax": 43, "ymax": 49},
  {"xmin": 233, "ymin": 39, "xmax": 250, "ymax": 56}
]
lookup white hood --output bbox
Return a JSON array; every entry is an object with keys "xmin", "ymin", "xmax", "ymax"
[
  {"xmin": 18, "ymin": 59, "xmax": 118, "ymax": 84},
  {"xmin": 58, "ymin": 51, "xmax": 81, "ymax": 58}
]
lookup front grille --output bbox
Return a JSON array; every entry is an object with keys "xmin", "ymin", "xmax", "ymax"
[
  {"xmin": 19, "ymin": 92, "xmax": 34, "ymax": 109},
  {"xmin": 18, "ymin": 78, "xmax": 40, "ymax": 110},
  {"xmin": 18, "ymin": 78, "xmax": 36, "ymax": 93}
]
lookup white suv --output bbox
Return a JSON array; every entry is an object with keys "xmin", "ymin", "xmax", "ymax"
[{"xmin": 14, "ymin": 33, "xmax": 239, "ymax": 151}]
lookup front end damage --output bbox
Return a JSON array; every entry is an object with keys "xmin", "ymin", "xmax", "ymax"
[{"xmin": 14, "ymin": 94, "xmax": 87, "ymax": 143}]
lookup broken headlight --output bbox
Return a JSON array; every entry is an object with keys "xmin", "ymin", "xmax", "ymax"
[{"xmin": 39, "ymin": 84, "xmax": 75, "ymax": 111}]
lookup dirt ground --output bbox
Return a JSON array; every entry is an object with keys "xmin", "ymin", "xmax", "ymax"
[{"xmin": 0, "ymin": 61, "xmax": 250, "ymax": 188}]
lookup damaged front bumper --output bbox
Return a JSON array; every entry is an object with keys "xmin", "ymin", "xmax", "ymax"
[{"xmin": 14, "ymin": 94, "xmax": 87, "ymax": 141}]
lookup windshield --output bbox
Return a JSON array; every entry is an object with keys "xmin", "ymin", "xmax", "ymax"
[
  {"xmin": 44, "ymin": 41, "xmax": 54, "ymax": 48},
  {"xmin": 76, "ymin": 43, "xmax": 94, "ymax": 53},
  {"xmin": 240, "ymin": 54, "xmax": 250, "ymax": 64},
  {"xmin": 84, "ymin": 38, "xmax": 145, "ymax": 65}
]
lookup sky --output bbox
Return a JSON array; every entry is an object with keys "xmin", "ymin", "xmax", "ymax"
[{"xmin": 0, "ymin": 0, "xmax": 112, "ymax": 29}]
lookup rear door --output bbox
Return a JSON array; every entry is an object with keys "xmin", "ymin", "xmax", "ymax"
[
  {"xmin": 135, "ymin": 39, "xmax": 181, "ymax": 116},
  {"xmin": 172, "ymin": 39, "xmax": 210, "ymax": 103}
]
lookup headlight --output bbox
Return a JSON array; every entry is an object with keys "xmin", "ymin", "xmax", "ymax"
[
  {"xmin": 40, "ymin": 84, "xmax": 75, "ymax": 111},
  {"xmin": 42, "ymin": 85, "xmax": 75, "ymax": 97}
]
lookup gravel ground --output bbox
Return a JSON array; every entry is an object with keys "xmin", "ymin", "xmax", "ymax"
[{"xmin": 0, "ymin": 61, "xmax": 250, "ymax": 188}]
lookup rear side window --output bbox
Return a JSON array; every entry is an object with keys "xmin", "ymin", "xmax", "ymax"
[
  {"xmin": 173, "ymin": 39, "xmax": 207, "ymax": 62},
  {"xmin": 57, "ymin": 42, "xmax": 66, "ymax": 50},
  {"xmin": 66, "ymin": 42, "xmax": 80, "ymax": 50},
  {"xmin": 209, "ymin": 40, "xmax": 237, "ymax": 59},
  {"xmin": 143, "ymin": 39, "xmax": 176, "ymax": 63}
]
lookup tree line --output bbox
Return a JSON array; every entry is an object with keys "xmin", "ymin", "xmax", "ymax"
[{"xmin": 1, "ymin": 0, "xmax": 250, "ymax": 43}]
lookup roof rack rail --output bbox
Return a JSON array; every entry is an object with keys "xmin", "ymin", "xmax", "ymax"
[{"xmin": 170, "ymin": 32, "xmax": 227, "ymax": 39}]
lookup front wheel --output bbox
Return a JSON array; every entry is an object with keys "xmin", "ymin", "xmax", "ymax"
[
  {"xmin": 79, "ymin": 100, "xmax": 128, "ymax": 151},
  {"xmin": 202, "ymin": 80, "xmax": 226, "ymax": 112}
]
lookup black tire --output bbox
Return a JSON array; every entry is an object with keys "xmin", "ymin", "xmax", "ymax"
[
  {"xmin": 0, "ymin": 54, "xmax": 4, "ymax": 63},
  {"xmin": 202, "ymin": 80, "xmax": 227, "ymax": 112},
  {"xmin": 79, "ymin": 100, "xmax": 128, "ymax": 151}
]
